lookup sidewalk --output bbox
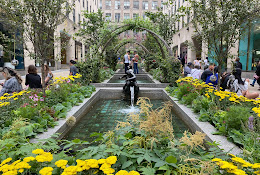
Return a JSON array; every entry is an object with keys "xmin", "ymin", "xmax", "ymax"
[{"xmin": 0, "ymin": 69, "xmax": 70, "ymax": 91}]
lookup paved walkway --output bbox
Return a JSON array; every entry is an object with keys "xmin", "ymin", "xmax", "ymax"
[{"xmin": 0, "ymin": 69, "xmax": 69, "ymax": 91}]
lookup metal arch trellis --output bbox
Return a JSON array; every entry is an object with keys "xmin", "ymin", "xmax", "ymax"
[
  {"xmin": 98, "ymin": 24, "xmax": 173, "ymax": 59},
  {"xmin": 113, "ymin": 40, "xmax": 151, "ymax": 54}
]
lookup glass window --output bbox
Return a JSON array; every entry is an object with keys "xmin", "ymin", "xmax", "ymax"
[
  {"xmin": 115, "ymin": 13, "xmax": 120, "ymax": 22},
  {"xmin": 152, "ymin": 1, "xmax": 158, "ymax": 10},
  {"xmin": 187, "ymin": 11, "xmax": 190, "ymax": 24},
  {"xmin": 99, "ymin": 0, "xmax": 102, "ymax": 9},
  {"xmin": 90, "ymin": 5, "xmax": 91, "ymax": 11},
  {"xmin": 87, "ymin": 1, "xmax": 88, "ymax": 11},
  {"xmin": 161, "ymin": 0, "xmax": 163, "ymax": 10},
  {"xmin": 105, "ymin": 0, "xmax": 111, "ymax": 9},
  {"xmin": 124, "ymin": 0, "xmax": 130, "ymax": 9},
  {"xmin": 115, "ymin": 0, "xmax": 120, "ymax": 9},
  {"xmin": 78, "ymin": 14, "xmax": 81, "ymax": 25},
  {"xmin": 182, "ymin": 16, "xmax": 184, "ymax": 28},
  {"xmin": 83, "ymin": 0, "xmax": 85, "ymax": 7},
  {"xmin": 133, "ymin": 1, "xmax": 139, "ymax": 9},
  {"xmin": 142, "ymin": 1, "xmax": 148, "ymax": 10},
  {"xmin": 133, "ymin": 13, "xmax": 139, "ymax": 19},
  {"xmin": 124, "ymin": 13, "xmax": 130, "ymax": 20},
  {"xmin": 73, "ymin": 9, "xmax": 75, "ymax": 23},
  {"xmin": 105, "ymin": 13, "xmax": 111, "ymax": 21}
]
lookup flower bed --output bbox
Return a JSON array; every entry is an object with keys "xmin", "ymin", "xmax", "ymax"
[
  {"xmin": 166, "ymin": 77, "xmax": 260, "ymax": 163},
  {"xmin": 0, "ymin": 74, "xmax": 96, "ymax": 154}
]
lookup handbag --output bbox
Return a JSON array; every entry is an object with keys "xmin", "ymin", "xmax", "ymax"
[{"xmin": 254, "ymin": 75, "xmax": 259, "ymax": 80}]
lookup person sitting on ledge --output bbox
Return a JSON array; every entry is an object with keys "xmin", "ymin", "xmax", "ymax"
[{"xmin": 0, "ymin": 67, "xmax": 23, "ymax": 96}]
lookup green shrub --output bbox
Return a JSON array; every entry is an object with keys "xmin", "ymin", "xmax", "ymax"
[
  {"xmin": 181, "ymin": 92, "xmax": 198, "ymax": 105},
  {"xmin": 225, "ymin": 105, "xmax": 251, "ymax": 131}
]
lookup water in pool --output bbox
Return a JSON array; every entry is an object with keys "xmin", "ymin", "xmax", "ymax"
[{"xmin": 64, "ymin": 99, "xmax": 189, "ymax": 142}]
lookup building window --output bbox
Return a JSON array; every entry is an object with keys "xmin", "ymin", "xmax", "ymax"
[
  {"xmin": 115, "ymin": 0, "xmax": 120, "ymax": 9},
  {"xmin": 174, "ymin": 1, "xmax": 176, "ymax": 13},
  {"xmin": 105, "ymin": 13, "xmax": 111, "ymax": 21},
  {"xmin": 83, "ymin": 18, "xmax": 85, "ymax": 29},
  {"xmin": 124, "ymin": 0, "xmax": 130, "ymax": 9},
  {"xmin": 90, "ymin": 5, "xmax": 91, "ymax": 11},
  {"xmin": 152, "ymin": 1, "xmax": 158, "ymax": 10},
  {"xmin": 161, "ymin": 0, "xmax": 163, "ymax": 10},
  {"xmin": 133, "ymin": 13, "xmax": 139, "ymax": 19},
  {"xmin": 142, "ymin": 1, "xmax": 148, "ymax": 10},
  {"xmin": 133, "ymin": 1, "xmax": 139, "ymax": 9},
  {"xmin": 182, "ymin": 16, "xmax": 184, "ymax": 28},
  {"xmin": 178, "ymin": 0, "xmax": 180, "ymax": 8},
  {"xmin": 95, "ymin": 0, "xmax": 96, "ymax": 5},
  {"xmin": 99, "ymin": 0, "xmax": 102, "ymax": 9},
  {"xmin": 73, "ymin": 9, "xmax": 75, "ymax": 23},
  {"xmin": 78, "ymin": 14, "xmax": 81, "ymax": 26},
  {"xmin": 83, "ymin": 0, "xmax": 85, "ymax": 7},
  {"xmin": 187, "ymin": 11, "xmax": 190, "ymax": 24},
  {"xmin": 124, "ymin": 13, "xmax": 130, "ymax": 20},
  {"xmin": 105, "ymin": 0, "xmax": 111, "ymax": 9},
  {"xmin": 87, "ymin": 1, "xmax": 89, "ymax": 11},
  {"xmin": 115, "ymin": 13, "xmax": 120, "ymax": 22}
]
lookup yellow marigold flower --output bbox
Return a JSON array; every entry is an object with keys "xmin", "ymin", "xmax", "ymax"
[
  {"xmin": 18, "ymin": 169, "xmax": 24, "ymax": 173},
  {"xmin": 32, "ymin": 149, "xmax": 45, "ymax": 154},
  {"xmin": 39, "ymin": 167, "xmax": 53, "ymax": 175},
  {"xmin": 100, "ymin": 163, "xmax": 111, "ymax": 170},
  {"xmin": 61, "ymin": 166, "xmax": 82, "ymax": 175},
  {"xmin": 0, "ymin": 158, "xmax": 12, "ymax": 166},
  {"xmin": 106, "ymin": 156, "xmax": 117, "ymax": 165},
  {"xmin": 103, "ymin": 167, "xmax": 115, "ymax": 174},
  {"xmin": 254, "ymin": 170, "xmax": 260, "ymax": 174},
  {"xmin": 13, "ymin": 98, "xmax": 18, "ymax": 100},
  {"xmin": 23, "ymin": 157, "xmax": 35, "ymax": 163},
  {"xmin": 2, "ymin": 170, "xmax": 17, "ymax": 175},
  {"xmin": 252, "ymin": 163, "xmax": 260, "ymax": 169},
  {"xmin": 36, "ymin": 152, "xmax": 53, "ymax": 162},
  {"xmin": 98, "ymin": 159, "xmax": 106, "ymax": 164},
  {"xmin": 115, "ymin": 170, "xmax": 129, "ymax": 175},
  {"xmin": 86, "ymin": 159, "xmax": 99, "ymax": 168},
  {"xmin": 15, "ymin": 161, "xmax": 31, "ymax": 169},
  {"xmin": 55, "ymin": 160, "xmax": 68, "ymax": 169},
  {"xmin": 212, "ymin": 158, "xmax": 222, "ymax": 162},
  {"xmin": 129, "ymin": 171, "xmax": 140, "ymax": 175}
]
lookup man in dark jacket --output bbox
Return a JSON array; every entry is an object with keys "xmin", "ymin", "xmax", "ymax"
[{"xmin": 201, "ymin": 64, "xmax": 214, "ymax": 82}]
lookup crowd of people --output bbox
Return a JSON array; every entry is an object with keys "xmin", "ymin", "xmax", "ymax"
[
  {"xmin": 183, "ymin": 57, "xmax": 260, "ymax": 99},
  {"xmin": 0, "ymin": 59, "xmax": 78, "ymax": 97}
]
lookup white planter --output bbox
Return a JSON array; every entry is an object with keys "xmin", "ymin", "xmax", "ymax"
[{"xmin": 4, "ymin": 62, "xmax": 15, "ymax": 69}]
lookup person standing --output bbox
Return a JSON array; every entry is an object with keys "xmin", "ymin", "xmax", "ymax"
[
  {"xmin": 132, "ymin": 51, "xmax": 139, "ymax": 74},
  {"xmin": 25, "ymin": 65, "xmax": 42, "ymax": 88},
  {"xmin": 190, "ymin": 65, "xmax": 201, "ymax": 79},
  {"xmin": 184, "ymin": 62, "xmax": 193, "ymax": 77},
  {"xmin": 44, "ymin": 65, "xmax": 53, "ymax": 85},
  {"xmin": 234, "ymin": 57, "xmax": 242, "ymax": 79},
  {"xmin": 123, "ymin": 51, "xmax": 130, "ymax": 74},
  {"xmin": 69, "ymin": 60, "xmax": 78, "ymax": 76},
  {"xmin": 194, "ymin": 57, "xmax": 201, "ymax": 68},
  {"xmin": 0, "ymin": 67, "xmax": 23, "ymax": 96}
]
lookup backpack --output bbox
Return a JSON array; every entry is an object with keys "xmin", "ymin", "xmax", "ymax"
[{"xmin": 206, "ymin": 73, "xmax": 218, "ymax": 86}]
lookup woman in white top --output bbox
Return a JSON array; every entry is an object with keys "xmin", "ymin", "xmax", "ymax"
[
  {"xmin": 232, "ymin": 70, "xmax": 258, "ymax": 99},
  {"xmin": 190, "ymin": 65, "xmax": 201, "ymax": 79},
  {"xmin": 193, "ymin": 58, "xmax": 201, "ymax": 68}
]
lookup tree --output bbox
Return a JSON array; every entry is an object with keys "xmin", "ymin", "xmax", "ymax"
[
  {"xmin": 187, "ymin": 0, "xmax": 260, "ymax": 89},
  {"xmin": 0, "ymin": 0, "xmax": 71, "ymax": 91}
]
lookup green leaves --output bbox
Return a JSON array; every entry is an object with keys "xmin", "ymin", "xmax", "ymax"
[{"xmin": 165, "ymin": 156, "xmax": 177, "ymax": 164}]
